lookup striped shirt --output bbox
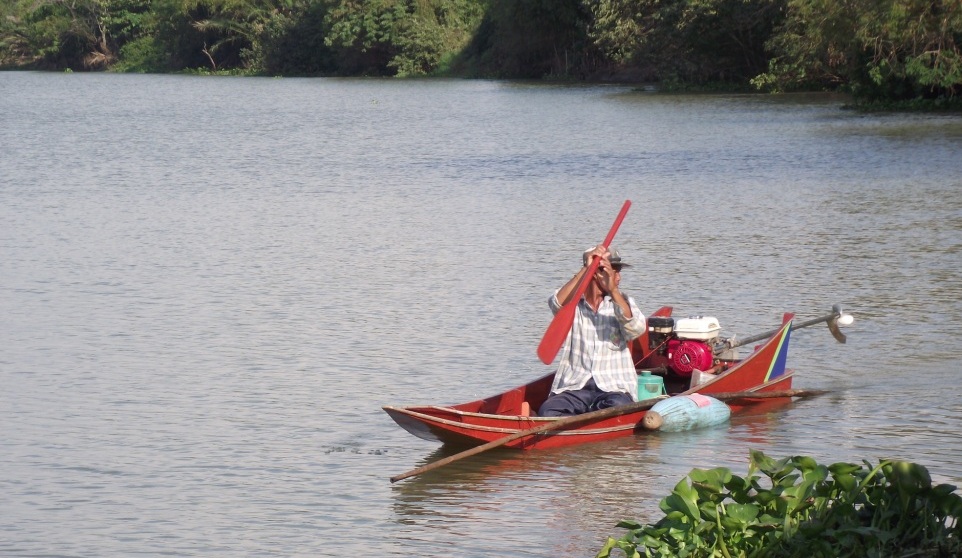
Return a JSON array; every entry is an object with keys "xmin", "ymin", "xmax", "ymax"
[{"xmin": 548, "ymin": 291, "xmax": 646, "ymax": 400}]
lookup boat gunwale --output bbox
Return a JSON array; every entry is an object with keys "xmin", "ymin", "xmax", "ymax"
[
  {"xmin": 383, "ymin": 372, "xmax": 794, "ymax": 432},
  {"xmin": 383, "ymin": 406, "xmax": 640, "ymax": 437}
]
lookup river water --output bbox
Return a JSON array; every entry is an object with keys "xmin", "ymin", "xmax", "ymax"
[{"xmin": 1, "ymin": 72, "xmax": 961, "ymax": 557}]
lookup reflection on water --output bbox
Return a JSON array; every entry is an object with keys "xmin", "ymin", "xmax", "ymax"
[{"xmin": 2, "ymin": 73, "xmax": 961, "ymax": 557}]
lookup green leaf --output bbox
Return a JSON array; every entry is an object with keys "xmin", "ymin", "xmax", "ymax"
[
  {"xmin": 724, "ymin": 474, "xmax": 750, "ymax": 494},
  {"xmin": 752, "ymin": 490, "xmax": 776, "ymax": 506},
  {"xmin": 726, "ymin": 502, "xmax": 760, "ymax": 523},
  {"xmin": 834, "ymin": 472, "xmax": 858, "ymax": 492},
  {"xmin": 792, "ymin": 455, "xmax": 818, "ymax": 472},
  {"xmin": 673, "ymin": 477, "xmax": 698, "ymax": 501},
  {"xmin": 700, "ymin": 502, "xmax": 719, "ymax": 521},
  {"xmin": 749, "ymin": 449, "xmax": 776, "ymax": 476},
  {"xmin": 802, "ymin": 465, "xmax": 828, "ymax": 485},
  {"xmin": 665, "ymin": 492, "xmax": 700, "ymax": 522}
]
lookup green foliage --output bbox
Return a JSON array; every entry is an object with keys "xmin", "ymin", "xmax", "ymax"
[
  {"xmin": 179, "ymin": 0, "xmax": 307, "ymax": 70},
  {"xmin": 755, "ymin": 0, "xmax": 962, "ymax": 103},
  {"xmin": 0, "ymin": 0, "xmax": 156, "ymax": 70},
  {"xmin": 101, "ymin": 0, "xmax": 153, "ymax": 48},
  {"xmin": 0, "ymin": 0, "xmax": 89, "ymax": 69},
  {"xmin": 146, "ymin": 0, "xmax": 231, "ymax": 71},
  {"xmin": 323, "ymin": 0, "xmax": 419, "ymax": 75},
  {"xmin": 113, "ymin": 36, "xmax": 168, "ymax": 71},
  {"xmin": 1, "ymin": 0, "xmax": 958, "ymax": 107},
  {"xmin": 597, "ymin": 451, "xmax": 962, "ymax": 558},
  {"xmin": 1, "ymin": 0, "xmax": 43, "ymax": 67},
  {"xmin": 586, "ymin": 0, "xmax": 786, "ymax": 84},
  {"xmin": 257, "ymin": 0, "xmax": 337, "ymax": 75},
  {"xmin": 454, "ymin": 0, "xmax": 593, "ymax": 79},
  {"xmin": 324, "ymin": 0, "xmax": 484, "ymax": 76}
]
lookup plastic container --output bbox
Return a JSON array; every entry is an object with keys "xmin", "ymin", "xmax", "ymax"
[
  {"xmin": 689, "ymin": 369, "xmax": 716, "ymax": 389},
  {"xmin": 637, "ymin": 370, "xmax": 667, "ymax": 401}
]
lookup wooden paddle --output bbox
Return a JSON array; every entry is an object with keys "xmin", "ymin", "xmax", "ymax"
[
  {"xmin": 536, "ymin": 199, "xmax": 632, "ymax": 365},
  {"xmin": 389, "ymin": 388, "xmax": 827, "ymax": 483}
]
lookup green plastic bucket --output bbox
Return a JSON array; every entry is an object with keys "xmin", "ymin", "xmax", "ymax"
[{"xmin": 637, "ymin": 370, "xmax": 667, "ymax": 401}]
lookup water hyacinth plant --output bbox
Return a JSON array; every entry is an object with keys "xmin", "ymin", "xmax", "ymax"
[{"xmin": 598, "ymin": 450, "xmax": 962, "ymax": 558}]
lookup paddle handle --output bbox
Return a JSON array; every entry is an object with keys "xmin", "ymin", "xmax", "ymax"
[{"xmin": 537, "ymin": 200, "xmax": 632, "ymax": 364}]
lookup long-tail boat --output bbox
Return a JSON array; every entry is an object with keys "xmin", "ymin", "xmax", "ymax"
[{"xmin": 384, "ymin": 306, "xmax": 850, "ymax": 451}]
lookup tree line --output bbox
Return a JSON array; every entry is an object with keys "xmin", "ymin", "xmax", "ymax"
[{"xmin": 1, "ymin": 0, "xmax": 960, "ymax": 105}]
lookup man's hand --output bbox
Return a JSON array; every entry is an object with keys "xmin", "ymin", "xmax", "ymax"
[
  {"xmin": 582, "ymin": 244, "xmax": 610, "ymax": 267},
  {"xmin": 593, "ymin": 262, "xmax": 617, "ymax": 295}
]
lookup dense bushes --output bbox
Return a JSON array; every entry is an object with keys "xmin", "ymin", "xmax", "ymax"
[
  {"xmin": 587, "ymin": 0, "xmax": 786, "ymax": 85},
  {"xmin": 753, "ymin": 0, "xmax": 962, "ymax": 105},
  {"xmin": 453, "ymin": 0, "xmax": 594, "ymax": 79},
  {"xmin": 1, "ymin": 0, "xmax": 960, "ymax": 105},
  {"xmin": 597, "ymin": 450, "xmax": 962, "ymax": 558}
]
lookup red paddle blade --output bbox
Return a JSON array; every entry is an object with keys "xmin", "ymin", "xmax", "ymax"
[
  {"xmin": 536, "ymin": 295, "xmax": 579, "ymax": 364},
  {"xmin": 536, "ymin": 200, "xmax": 631, "ymax": 364}
]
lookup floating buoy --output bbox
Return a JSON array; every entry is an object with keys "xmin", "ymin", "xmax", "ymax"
[{"xmin": 642, "ymin": 393, "xmax": 731, "ymax": 432}]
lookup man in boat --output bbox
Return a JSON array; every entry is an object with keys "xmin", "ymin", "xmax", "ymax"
[{"xmin": 538, "ymin": 245, "xmax": 647, "ymax": 416}]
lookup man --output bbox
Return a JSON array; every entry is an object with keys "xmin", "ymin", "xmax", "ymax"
[{"xmin": 537, "ymin": 245, "xmax": 646, "ymax": 416}]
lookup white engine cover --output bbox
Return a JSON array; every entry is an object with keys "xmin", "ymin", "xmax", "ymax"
[{"xmin": 674, "ymin": 316, "xmax": 721, "ymax": 340}]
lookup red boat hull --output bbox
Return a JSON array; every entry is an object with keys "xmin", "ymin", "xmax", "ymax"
[{"xmin": 384, "ymin": 310, "xmax": 796, "ymax": 450}]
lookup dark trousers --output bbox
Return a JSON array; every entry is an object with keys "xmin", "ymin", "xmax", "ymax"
[{"xmin": 537, "ymin": 379, "xmax": 634, "ymax": 417}]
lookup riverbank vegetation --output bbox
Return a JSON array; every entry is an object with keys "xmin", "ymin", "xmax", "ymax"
[
  {"xmin": 1, "ymin": 0, "xmax": 960, "ymax": 107},
  {"xmin": 597, "ymin": 450, "xmax": 962, "ymax": 558}
]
